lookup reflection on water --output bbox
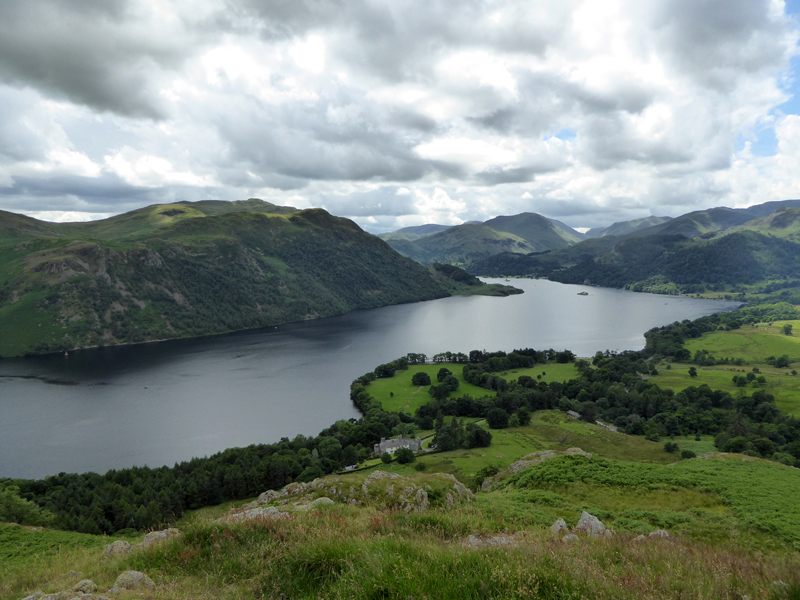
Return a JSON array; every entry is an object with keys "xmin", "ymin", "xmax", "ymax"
[{"xmin": 0, "ymin": 279, "xmax": 738, "ymax": 478}]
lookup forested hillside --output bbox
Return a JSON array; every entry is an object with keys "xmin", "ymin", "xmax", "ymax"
[{"xmin": 0, "ymin": 201, "xmax": 512, "ymax": 357}]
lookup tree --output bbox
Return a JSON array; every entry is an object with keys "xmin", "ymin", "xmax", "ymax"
[
  {"xmin": 783, "ymin": 323, "xmax": 793, "ymax": 336},
  {"xmin": 465, "ymin": 424, "xmax": 492, "ymax": 448},
  {"xmin": 688, "ymin": 367, "xmax": 698, "ymax": 378},
  {"xmin": 411, "ymin": 371, "xmax": 431, "ymax": 386},
  {"xmin": 380, "ymin": 452, "xmax": 392, "ymax": 464},
  {"xmin": 374, "ymin": 363, "xmax": 396, "ymax": 378},
  {"xmin": 437, "ymin": 368, "xmax": 452, "ymax": 382},
  {"xmin": 341, "ymin": 445, "xmax": 358, "ymax": 467},
  {"xmin": 517, "ymin": 406, "xmax": 532, "ymax": 426},
  {"xmin": 395, "ymin": 447, "xmax": 416, "ymax": 464},
  {"xmin": 486, "ymin": 408, "xmax": 510, "ymax": 429}
]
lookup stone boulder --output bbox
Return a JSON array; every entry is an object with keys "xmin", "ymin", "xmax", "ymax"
[
  {"xmin": 573, "ymin": 511, "xmax": 606, "ymax": 537},
  {"xmin": 102, "ymin": 540, "xmax": 133, "ymax": 556},
  {"xmin": 648, "ymin": 529, "xmax": 671, "ymax": 539},
  {"xmin": 216, "ymin": 505, "xmax": 290, "ymax": 524},
  {"xmin": 549, "ymin": 518, "xmax": 568, "ymax": 535},
  {"xmin": 141, "ymin": 528, "xmax": 181, "ymax": 549},
  {"xmin": 71, "ymin": 579, "xmax": 97, "ymax": 594},
  {"xmin": 296, "ymin": 497, "xmax": 335, "ymax": 511},
  {"xmin": 464, "ymin": 533, "xmax": 519, "ymax": 548},
  {"xmin": 109, "ymin": 570, "xmax": 155, "ymax": 593}
]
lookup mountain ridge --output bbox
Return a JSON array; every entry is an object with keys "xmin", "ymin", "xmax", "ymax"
[{"xmin": 0, "ymin": 201, "xmax": 518, "ymax": 357}]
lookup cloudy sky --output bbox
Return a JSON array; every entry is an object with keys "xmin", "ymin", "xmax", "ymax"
[{"xmin": 1, "ymin": 0, "xmax": 800, "ymax": 232}]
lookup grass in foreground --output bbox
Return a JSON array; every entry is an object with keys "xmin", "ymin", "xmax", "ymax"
[{"xmin": 67, "ymin": 502, "xmax": 800, "ymax": 599}]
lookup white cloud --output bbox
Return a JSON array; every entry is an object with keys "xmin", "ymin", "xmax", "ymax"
[{"xmin": 0, "ymin": 0, "xmax": 797, "ymax": 232}]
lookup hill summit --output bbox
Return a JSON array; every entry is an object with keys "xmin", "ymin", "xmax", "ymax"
[{"xmin": 0, "ymin": 200, "xmax": 517, "ymax": 357}]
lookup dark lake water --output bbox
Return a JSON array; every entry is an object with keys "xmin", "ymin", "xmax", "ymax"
[{"xmin": 0, "ymin": 279, "xmax": 738, "ymax": 479}]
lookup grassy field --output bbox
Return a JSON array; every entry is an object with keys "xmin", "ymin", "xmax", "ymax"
[
  {"xmin": 650, "ymin": 320, "xmax": 800, "ymax": 414},
  {"xmin": 370, "ymin": 362, "xmax": 580, "ymax": 414},
  {"xmin": 0, "ymin": 523, "xmax": 136, "ymax": 598},
  {"xmin": 683, "ymin": 320, "xmax": 800, "ymax": 363},
  {"xmin": 373, "ymin": 411, "xmax": 680, "ymax": 484}
]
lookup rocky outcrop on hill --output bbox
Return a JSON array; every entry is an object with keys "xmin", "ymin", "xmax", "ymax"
[
  {"xmin": 481, "ymin": 448, "xmax": 592, "ymax": 490},
  {"xmin": 102, "ymin": 528, "xmax": 180, "ymax": 556},
  {"xmin": 236, "ymin": 471, "xmax": 474, "ymax": 516}
]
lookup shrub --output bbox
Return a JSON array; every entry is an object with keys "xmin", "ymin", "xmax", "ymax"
[
  {"xmin": 663, "ymin": 442, "xmax": 680, "ymax": 453},
  {"xmin": 395, "ymin": 448, "xmax": 416, "ymax": 464},
  {"xmin": 411, "ymin": 372, "xmax": 431, "ymax": 386},
  {"xmin": 381, "ymin": 452, "xmax": 392, "ymax": 464},
  {"xmin": 680, "ymin": 449, "xmax": 696, "ymax": 459}
]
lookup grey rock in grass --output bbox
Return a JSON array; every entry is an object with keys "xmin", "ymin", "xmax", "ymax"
[
  {"xmin": 465, "ymin": 533, "xmax": 518, "ymax": 548},
  {"xmin": 562, "ymin": 533, "xmax": 579, "ymax": 543},
  {"xmin": 297, "ymin": 497, "xmax": 335, "ymax": 511},
  {"xmin": 20, "ymin": 592, "xmax": 44, "ymax": 600},
  {"xmin": 216, "ymin": 505, "xmax": 289, "ymax": 523},
  {"xmin": 648, "ymin": 529, "xmax": 671, "ymax": 539},
  {"xmin": 102, "ymin": 540, "xmax": 133, "ymax": 556},
  {"xmin": 634, "ymin": 534, "xmax": 647, "ymax": 541},
  {"xmin": 256, "ymin": 489, "xmax": 282, "ymax": 505},
  {"xmin": 574, "ymin": 511, "xmax": 606, "ymax": 537},
  {"xmin": 141, "ymin": 528, "xmax": 180, "ymax": 548},
  {"xmin": 71, "ymin": 579, "xmax": 97, "ymax": 594},
  {"xmin": 109, "ymin": 570, "xmax": 155, "ymax": 592},
  {"xmin": 550, "ymin": 518, "xmax": 568, "ymax": 535}
]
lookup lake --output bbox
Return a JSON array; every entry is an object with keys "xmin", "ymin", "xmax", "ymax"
[{"xmin": 0, "ymin": 279, "xmax": 738, "ymax": 479}]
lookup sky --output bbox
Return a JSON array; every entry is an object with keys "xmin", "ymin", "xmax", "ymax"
[{"xmin": 1, "ymin": 0, "xmax": 800, "ymax": 233}]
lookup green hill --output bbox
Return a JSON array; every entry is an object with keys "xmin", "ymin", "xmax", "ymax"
[
  {"xmin": 469, "ymin": 201, "xmax": 800, "ymax": 292},
  {"xmin": 585, "ymin": 215, "xmax": 672, "ymax": 238},
  {"xmin": 383, "ymin": 212, "xmax": 584, "ymax": 267},
  {"xmin": 0, "ymin": 201, "xmax": 520, "ymax": 357},
  {"xmin": 377, "ymin": 223, "xmax": 450, "ymax": 242}
]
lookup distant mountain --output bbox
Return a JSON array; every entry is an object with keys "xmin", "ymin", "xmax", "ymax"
[
  {"xmin": 469, "ymin": 200, "xmax": 800, "ymax": 293},
  {"xmin": 585, "ymin": 216, "xmax": 672, "ymax": 239},
  {"xmin": 483, "ymin": 212, "xmax": 584, "ymax": 247},
  {"xmin": 378, "ymin": 223, "xmax": 450, "ymax": 242},
  {"xmin": 382, "ymin": 212, "xmax": 583, "ymax": 267},
  {"xmin": 0, "ymin": 200, "xmax": 519, "ymax": 357},
  {"xmin": 626, "ymin": 200, "xmax": 800, "ymax": 240},
  {"xmin": 722, "ymin": 207, "xmax": 800, "ymax": 240}
]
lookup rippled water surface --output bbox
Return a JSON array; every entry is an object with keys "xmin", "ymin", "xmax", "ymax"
[{"xmin": 0, "ymin": 279, "xmax": 738, "ymax": 478}]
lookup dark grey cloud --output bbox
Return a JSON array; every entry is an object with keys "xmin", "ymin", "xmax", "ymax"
[
  {"xmin": 0, "ymin": 1, "xmax": 198, "ymax": 119},
  {"xmin": 651, "ymin": 0, "xmax": 790, "ymax": 91},
  {"xmin": 0, "ymin": 172, "xmax": 170, "ymax": 215}
]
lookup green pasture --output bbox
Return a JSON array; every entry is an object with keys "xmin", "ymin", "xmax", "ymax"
[
  {"xmin": 376, "ymin": 411, "xmax": 679, "ymax": 483},
  {"xmin": 369, "ymin": 361, "xmax": 579, "ymax": 415},
  {"xmin": 654, "ymin": 364, "xmax": 800, "ymax": 415},
  {"xmin": 683, "ymin": 320, "xmax": 800, "ymax": 363},
  {"xmin": 494, "ymin": 452, "xmax": 800, "ymax": 550}
]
